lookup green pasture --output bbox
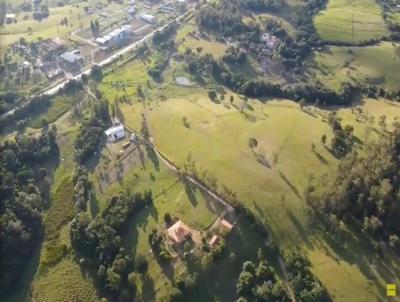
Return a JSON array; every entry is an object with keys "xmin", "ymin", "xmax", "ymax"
[
  {"xmin": 314, "ymin": 42, "xmax": 400, "ymax": 91},
  {"xmin": 95, "ymin": 151, "xmax": 218, "ymax": 300},
  {"xmin": 179, "ymin": 36, "xmax": 227, "ymax": 57},
  {"xmin": 313, "ymin": 0, "xmax": 387, "ymax": 43},
  {"xmin": 0, "ymin": 5, "xmax": 95, "ymax": 48},
  {"xmin": 114, "ymin": 92, "xmax": 400, "ymax": 302}
]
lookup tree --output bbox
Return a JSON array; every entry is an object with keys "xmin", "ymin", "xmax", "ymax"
[
  {"xmin": 164, "ymin": 213, "xmax": 172, "ymax": 225},
  {"xmin": 299, "ymin": 98, "xmax": 306, "ymax": 110},
  {"xmin": 248, "ymin": 137, "xmax": 258, "ymax": 149},
  {"xmin": 208, "ymin": 90, "xmax": 217, "ymax": 101},
  {"xmin": 321, "ymin": 134, "xmax": 327, "ymax": 145}
]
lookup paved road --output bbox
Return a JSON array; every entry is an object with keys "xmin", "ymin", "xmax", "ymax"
[{"xmin": 0, "ymin": 12, "xmax": 190, "ymax": 121}]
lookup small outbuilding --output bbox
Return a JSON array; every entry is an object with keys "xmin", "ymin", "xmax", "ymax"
[
  {"xmin": 167, "ymin": 220, "xmax": 192, "ymax": 244},
  {"xmin": 139, "ymin": 13, "xmax": 157, "ymax": 24},
  {"xmin": 5, "ymin": 14, "xmax": 17, "ymax": 24},
  {"xmin": 105, "ymin": 124, "xmax": 126, "ymax": 142},
  {"xmin": 220, "ymin": 219, "xmax": 234, "ymax": 232},
  {"xmin": 209, "ymin": 235, "xmax": 220, "ymax": 247}
]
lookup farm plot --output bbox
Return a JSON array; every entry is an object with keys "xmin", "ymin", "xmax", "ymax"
[
  {"xmin": 314, "ymin": 42, "xmax": 400, "ymax": 91},
  {"xmin": 313, "ymin": 0, "xmax": 387, "ymax": 43}
]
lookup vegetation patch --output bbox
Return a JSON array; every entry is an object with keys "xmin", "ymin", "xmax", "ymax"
[
  {"xmin": 314, "ymin": 0, "xmax": 387, "ymax": 43},
  {"xmin": 314, "ymin": 42, "xmax": 400, "ymax": 91}
]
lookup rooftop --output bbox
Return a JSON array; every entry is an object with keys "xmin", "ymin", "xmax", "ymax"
[
  {"xmin": 220, "ymin": 219, "xmax": 234, "ymax": 231},
  {"xmin": 105, "ymin": 124, "xmax": 125, "ymax": 136},
  {"xmin": 60, "ymin": 51, "xmax": 83, "ymax": 63},
  {"xmin": 167, "ymin": 220, "xmax": 192, "ymax": 244}
]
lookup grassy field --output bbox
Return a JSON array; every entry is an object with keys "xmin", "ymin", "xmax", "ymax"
[
  {"xmin": 313, "ymin": 42, "xmax": 400, "ymax": 91},
  {"xmin": 93, "ymin": 147, "xmax": 220, "ymax": 300},
  {"xmin": 110, "ymin": 90, "xmax": 400, "ymax": 302},
  {"xmin": 178, "ymin": 36, "xmax": 227, "ymax": 57},
  {"xmin": 313, "ymin": 0, "xmax": 387, "ymax": 43},
  {"xmin": 0, "ymin": 5, "xmax": 95, "ymax": 49}
]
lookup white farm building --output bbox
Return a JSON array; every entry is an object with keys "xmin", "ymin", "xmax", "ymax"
[
  {"xmin": 105, "ymin": 124, "xmax": 126, "ymax": 142},
  {"xmin": 139, "ymin": 13, "xmax": 157, "ymax": 24}
]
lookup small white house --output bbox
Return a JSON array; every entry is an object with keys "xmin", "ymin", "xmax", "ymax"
[
  {"xmin": 139, "ymin": 13, "xmax": 157, "ymax": 24},
  {"xmin": 5, "ymin": 14, "xmax": 17, "ymax": 24},
  {"xmin": 105, "ymin": 124, "xmax": 126, "ymax": 142}
]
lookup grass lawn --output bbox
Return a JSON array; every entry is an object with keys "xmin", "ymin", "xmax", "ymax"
[
  {"xmin": 0, "ymin": 5, "xmax": 95, "ymax": 49},
  {"xmin": 313, "ymin": 0, "xmax": 387, "ymax": 43},
  {"xmin": 179, "ymin": 37, "xmax": 227, "ymax": 58},
  {"xmin": 313, "ymin": 42, "xmax": 400, "ymax": 91},
  {"xmin": 115, "ymin": 92, "xmax": 400, "ymax": 302},
  {"xmin": 98, "ymin": 60, "xmax": 150, "ymax": 101},
  {"xmin": 31, "ymin": 256, "xmax": 98, "ymax": 302},
  {"xmin": 95, "ymin": 149, "xmax": 219, "ymax": 300},
  {"xmin": 27, "ymin": 95, "xmax": 75, "ymax": 128}
]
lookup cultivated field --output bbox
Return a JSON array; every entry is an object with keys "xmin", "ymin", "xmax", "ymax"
[
  {"xmin": 313, "ymin": 0, "xmax": 387, "ymax": 43},
  {"xmin": 314, "ymin": 42, "xmax": 400, "ymax": 91}
]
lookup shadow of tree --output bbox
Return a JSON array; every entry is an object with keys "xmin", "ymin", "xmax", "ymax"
[
  {"xmin": 145, "ymin": 144, "xmax": 160, "ymax": 172},
  {"xmin": 278, "ymin": 170, "xmax": 301, "ymax": 199}
]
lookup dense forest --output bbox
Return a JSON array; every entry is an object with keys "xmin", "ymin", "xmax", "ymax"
[{"xmin": 0, "ymin": 128, "xmax": 58, "ymax": 295}]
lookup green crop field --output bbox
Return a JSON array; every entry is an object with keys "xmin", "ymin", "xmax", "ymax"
[
  {"xmin": 313, "ymin": 0, "xmax": 387, "ymax": 43},
  {"xmin": 314, "ymin": 42, "xmax": 400, "ymax": 91}
]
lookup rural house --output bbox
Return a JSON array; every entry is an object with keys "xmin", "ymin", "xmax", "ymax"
[
  {"xmin": 167, "ymin": 220, "xmax": 192, "ymax": 244},
  {"xmin": 105, "ymin": 124, "xmax": 126, "ymax": 142}
]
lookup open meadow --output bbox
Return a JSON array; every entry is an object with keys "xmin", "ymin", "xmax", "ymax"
[
  {"xmin": 313, "ymin": 0, "xmax": 387, "ymax": 43},
  {"xmin": 97, "ymin": 58, "xmax": 400, "ymax": 300},
  {"xmin": 313, "ymin": 42, "xmax": 400, "ymax": 91}
]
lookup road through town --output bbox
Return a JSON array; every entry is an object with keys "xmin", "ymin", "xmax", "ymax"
[{"xmin": 0, "ymin": 11, "xmax": 190, "ymax": 121}]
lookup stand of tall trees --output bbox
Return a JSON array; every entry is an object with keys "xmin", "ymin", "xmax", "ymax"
[
  {"xmin": 285, "ymin": 250, "xmax": 330, "ymax": 302},
  {"xmin": 74, "ymin": 100, "xmax": 110, "ymax": 164},
  {"xmin": 70, "ymin": 191, "xmax": 153, "ymax": 301},
  {"xmin": 235, "ymin": 259, "xmax": 290, "ymax": 301},
  {"xmin": 0, "ymin": 128, "xmax": 59, "ymax": 295},
  {"xmin": 305, "ymin": 121, "xmax": 400, "ymax": 253}
]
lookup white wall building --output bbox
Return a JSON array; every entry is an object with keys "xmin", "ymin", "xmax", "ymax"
[
  {"xmin": 105, "ymin": 124, "xmax": 126, "ymax": 142},
  {"xmin": 139, "ymin": 13, "xmax": 157, "ymax": 24}
]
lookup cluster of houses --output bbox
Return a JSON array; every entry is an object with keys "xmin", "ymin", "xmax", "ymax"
[
  {"xmin": 8, "ymin": 37, "xmax": 85, "ymax": 81},
  {"xmin": 167, "ymin": 218, "xmax": 234, "ymax": 249}
]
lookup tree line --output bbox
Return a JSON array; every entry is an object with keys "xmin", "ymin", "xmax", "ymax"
[
  {"xmin": 305, "ymin": 121, "xmax": 400, "ymax": 254},
  {"xmin": 70, "ymin": 191, "xmax": 153, "ymax": 301},
  {"xmin": 74, "ymin": 100, "xmax": 110, "ymax": 164},
  {"xmin": 0, "ymin": 128, "xmax": 58, "ymax": 296}
]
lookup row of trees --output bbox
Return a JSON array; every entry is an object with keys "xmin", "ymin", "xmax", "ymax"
[
  {"xmin": 305, "ymin": 121, "xmax": 400, "ymax": 253},
  {"xmin": 70, "ymin": 191, "xmax": 153, "ymax": 301},
  {"xmin": 285, "ymin": 250, "xmax": 330, "ymax": 302},
  {"xmin": 184, "ymin": 51, "xmax": 359, "ymax": 106},
  {"xmin": 74, "ymin": 100, "xmax": 110, "ymax": 164},
  {"xmin": 0, "ymin": 128, "xmax": 59, "ymax": 295}
]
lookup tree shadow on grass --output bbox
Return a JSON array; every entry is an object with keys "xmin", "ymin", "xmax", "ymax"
[
  {"xmin": 285, "ymin": 209, "xmax": 311, "ymax": 248},
  {"xmin": 145, "ymin": 144, "xmax": 160, "ymax": 172},
  {"xmin": 141, "ymin": 273, "xmax": 156, "ymax": 302},
  {"xmin": 312, "ymin": 150, "xmax": 329, "ymax": 165},
  {"xmin": 278, "ymin": 170, "xmax": 301, "ymax": 199},
  {"xmin": 317, "ymin": 217, "xmax": 400, "ymax": 301},
  {"xmin": 183, "ymin": 177, "xmax": 198, "ymax": 207},
  {"xmin": 84, "ymin": 139, "xmax": 105, "ymax": 173}
]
